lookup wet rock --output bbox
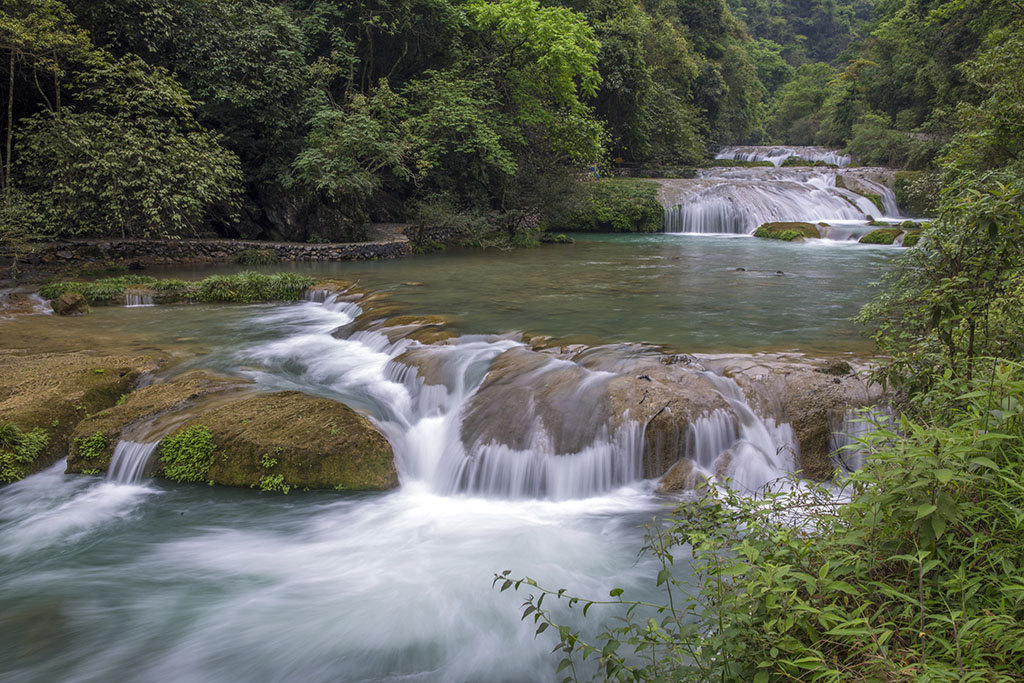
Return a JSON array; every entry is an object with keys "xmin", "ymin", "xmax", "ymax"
[
  {"xmin": 0, "ymin": 351, "xmax": 161, "ymax": 482},
  {"xmin": 50, "ymin": 291, "xmax": 89, "ymax": 316},
  {"xmin": 816, "ymin": 360, "xmax": 852, "ymax": 376},
  {"xmin": 67, "ymin": 372, "xmax": 397, "ymax": 491}
]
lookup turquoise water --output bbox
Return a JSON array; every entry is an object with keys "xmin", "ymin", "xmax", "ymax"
[{"xmin": 152, "ymin": 233, "xmax": 896, "ymax": 354}]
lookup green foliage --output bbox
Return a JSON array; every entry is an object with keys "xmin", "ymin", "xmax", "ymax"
[
  {"xmin": 192, "ymin": 272, "xmax": 314, "ymax": 303},
  {"xmin": 159, "ymin": 425, "xmax": 216, "ymax": 483},
  {"xmin": 894, "ymin": 171, "xmax": 943, "ymax": 217},
  {"xmin": 548, "ymin": 180, "xmax": 662, "ymax": 233},
  {"xmin": 258, "ymin": 473, "xmax": 290, "ymax": 494},
  {"xmin": 506, "ymin": 365, "xmax": 1024, "ymax": 680},
  {"xmin": 753, "ymin": 221, "xmax": 820, "ymax": 240},
  {"xmin": 14, "ymin": 54, "xmax": 242, "ymax": 238},
  {"xmin": 75, "ymin": 431, "xmax": 108, "ymax": 460},
  {"xmin": 0, "ymin": 422, "xmax": 49, "ymax": 483},
  {"xmin": 234, "ymin": 248, "xmax": 277, "ymax": 265},
  {"xmin": 858, "ymin": 167, "xmax": 1024, "ymax": 411},
  {"xmin": 40, "ymin": 272, "xmax": 315, "ymax": 305}
]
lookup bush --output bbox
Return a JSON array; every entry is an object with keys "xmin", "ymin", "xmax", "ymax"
[
  {"xmin": 505, "ymin": 364, "xmax": 1024, "ymax": 681},
  {"xmin": 547, "ymin": 180, "xmax": 663, "ymax": 233}
]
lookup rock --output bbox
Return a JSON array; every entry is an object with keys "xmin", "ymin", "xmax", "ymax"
[
  {"xmin": 55, "ymin": 250, "xmax": 74, "ymax": 259},
  {"xmin": 753, "ymin": 222, "xmax": 821, "ymax": 241},
  {"xmin": 67, "ymin": 371, "xmax": 397, "ymax": 491},
  {"xmin": 0, "ymin": 351, "xmax": 161, "ymax": 482},
  {"xmin": 859, "ymin": 228, "xmax": 902, "ymax": 245},
  {"xmin": 816, "ymin": 360, "xmax": 852, "ymax": 376},
  {"xmin": 657, "ymin": 458, "xmax": 705, "ymax": 493},
  {"xmin": 50, "ymin": 292, "xmax": 89, "ymax": 316}
]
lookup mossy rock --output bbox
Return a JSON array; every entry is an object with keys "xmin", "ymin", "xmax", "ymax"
[
  {"xmin": 67, "ymin": 370, "xmax": 248, "ymax": 473},
  {"xmin": 0, "ymin": 351, "xmax": 160, "ymax": 482},
  {"xmin": 859, "ymin": 228, "xmax": 902, "ymax": 245},
  {"xmin": 547, "ymin": 179, "xmax": 663, "ymax": 233},
  {"xmin": 163, "ymin": 392, "xmax": 397, "ymax": 491},
  {"xmin": 753, "ymin": 222, "xmax": 821, "ymax": 241},
  {"xmin": 50, "ymin": 291, "xmax": 89, "ymax": 316}
]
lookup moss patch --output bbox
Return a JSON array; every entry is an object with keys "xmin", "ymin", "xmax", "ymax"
[
  {"xmin": 547, "ymin": 180, "xmax": 663, "ymax": 233},
  {"xmin": 0, "ymin": 423, "xmax": 50, "ymax": 483},
  {"xmin": 859, "ymin": 228, "xmax": 903, "ymax": 245},
  {"xmin": 753, "ymin": 222, "xmax": 821, "ymax": 241},
  {"xmin": 901, "ymin": 230, "xmax": 922, "ymax": 247}
]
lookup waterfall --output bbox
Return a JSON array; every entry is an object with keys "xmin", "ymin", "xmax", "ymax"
[
  {"xmin": 243, "ymin": 296, "xmax": 802, "ymax": 499},
  {"xmin": 716, "ymin": 145, "xmax": 851, "ymax": 168},
  {"xmin": 660, "ymin": 166, "xmax": 904, "ymax": 235},
  {"xmin": 688, "ymin": 373, "xmax": 797, "ymax": 492},
  {"xmin": 125, "ymin": 291, "xmax": 154, "ymax": 307},
  {"xmin": 107, "ymin": 440, "xmax": 160, "ymax": 484}
]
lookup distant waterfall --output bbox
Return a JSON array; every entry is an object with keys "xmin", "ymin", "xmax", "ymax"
[
  {"xmin": 125, "ymin": 291, "xmax": 154, "ymax": 307},
  {"xmin": 716, "ymin": 145, "xmax": 852, "ymax": 167},
  {"xmin": 107, "ymin": 441, "xmax": 160, "ymax": 484},
  {"xmin": 659, "ymin": 165, "xmax": 904, "ymax": 235}
]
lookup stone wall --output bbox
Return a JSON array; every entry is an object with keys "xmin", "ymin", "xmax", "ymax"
[{"xmin": 6, "ymin": 237, "xmax": 412, "ymax": 272}]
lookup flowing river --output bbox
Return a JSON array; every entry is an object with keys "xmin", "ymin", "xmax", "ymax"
[{"xmin": 0, "ymin": 157, "xmax": 901, "ymax": 681}]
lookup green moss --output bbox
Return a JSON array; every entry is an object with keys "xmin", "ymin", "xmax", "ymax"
[
  {"xmin": 234, "ymin": 248, "xmax": 278, "ymax": 265},
  {"xmin": 159, "ymin": 425, "xmax": 217, "ymax": 483},
  {"xmin": 0, "ymin": 423, "xmax": 50, "ymax": 484},
  {"xmin": 539, "ymin": 233, "xmax": 574, "ymax": 244},
  {"xmin": 258, "ymin": 473, "xmax": 290, "ymax": 494},
  {"xmin": 753, "ymin": 222, "xmax": 821, "ymax": 241},
  {"xmin": 902, "ymin": 231, "xmax": 922, "ymax": 247},
  {"xmin": 859, "ymin": 228, "xmax": 903, "ymax": 245},
  {"xmin": 548, "ymin": 180, "xmax": 663, "ymax": 233},
  {"xmin": 75, "ymin": 432, "xmax": 109, "ymax": 460}
]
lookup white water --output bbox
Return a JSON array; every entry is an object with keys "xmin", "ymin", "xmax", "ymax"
[
  {"xmin": 661, "ymin": 165, "xmax": 904, "ymax": 235},
  {"xmin": 716, "ymin": 145, "xmax": 852, "ymax": 167},
  {"xmin": 124, "ymin": 292, "xmax": 154, "ymax": 307},
  {"xmin": 106, "ymin": 441, "xmax": 160, "ymax": 484},
  {"xmin": 0, "ymin": 294, "xmax": 814, "ymax": 681}
]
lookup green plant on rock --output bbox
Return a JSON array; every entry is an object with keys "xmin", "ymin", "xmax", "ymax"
[
  {"xmin": 75, "ymin": 431, "xmax": 108, "ymax": 460},
  {"xmin": 193, "ymin": 272, "xmax": 315, "ymax": 303},
  {"xmin": 0, "ymin": 423, "xmax": 50, "ymax": 483},
  {"xmin": 258, "ymin": 473, "xmax": 290, "ymax": 494},
  {"xmin": 159, "ymin": 425, "xmax": 217, "ymax": 483}
]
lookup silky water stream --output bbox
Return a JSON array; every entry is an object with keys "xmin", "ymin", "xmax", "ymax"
[{"xmin": 0, "ymin": 230, "xmax": 892, "ymax": 681}]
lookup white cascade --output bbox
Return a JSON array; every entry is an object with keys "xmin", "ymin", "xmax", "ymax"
[{"xmin": 107, "ymin": 440, "xmax": 160, "ymax": 484}]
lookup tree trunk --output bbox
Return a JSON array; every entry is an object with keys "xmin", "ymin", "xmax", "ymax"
[{"xmin": 6, "ymin": 49, "xmax": 14, "ymax": 197}]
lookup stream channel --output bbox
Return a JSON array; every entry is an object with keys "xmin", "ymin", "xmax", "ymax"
[{"xmin": 0, "ymin": 147, "xmax": 902, "ymax": 682}]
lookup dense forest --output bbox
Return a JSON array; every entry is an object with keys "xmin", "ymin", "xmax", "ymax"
[{"xmin": 1, "ymin": 0, "xmax": 1016, "ymax": 244}]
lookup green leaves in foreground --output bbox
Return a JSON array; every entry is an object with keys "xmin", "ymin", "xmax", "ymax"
[{"xmin": 502, "ymin": 362, "xmax": 1024, "ymax": 681}]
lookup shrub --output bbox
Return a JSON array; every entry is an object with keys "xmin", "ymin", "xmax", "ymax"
[
  {"xmin": 159, "ymin": 425, "xmax": 217, "ymax": 483},
  {"xmin": 547, "ymin": 180, "xmax": 663, "ymax": 233}
]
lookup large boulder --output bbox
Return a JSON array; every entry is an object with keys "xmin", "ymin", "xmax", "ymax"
[
  {"xmin": 0, "ymin": 351, "xmax": 160, "ymax": 482},
  {"xmin": 67, "ymin": 371, "xmax": 397, "ymax": 491}
]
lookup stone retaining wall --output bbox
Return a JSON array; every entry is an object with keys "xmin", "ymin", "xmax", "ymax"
[{"xmin": 6, "ymin": 237, "xmax": 412, "ymax": 271}]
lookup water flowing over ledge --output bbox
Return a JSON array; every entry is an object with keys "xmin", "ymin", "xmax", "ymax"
[{"xmin": 715, "ymin": 145, "xmax": 852, "ymax": 167}]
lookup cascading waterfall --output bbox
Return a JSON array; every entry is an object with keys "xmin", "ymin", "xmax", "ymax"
[
  {"xmin": 716, "ymin": 145, "xmax": 851, "ymax": 167},
  {"xmin": 660, "ymin": 164, "xmax": 904, "ymax": 235},
  {"xmin": 106, "ymin": 440, "xmax": 160, "ymax": 484},
  {"xmin": 124, "ymin": 291, "xmax": 154, "ymax": 307},
  {"xmin": 690, "ymin": 373, "xmax": 798, "ymax": 492},
  {"xmin": 242, "ymin": 294, "xmax": 797, "ymax": 500}
]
